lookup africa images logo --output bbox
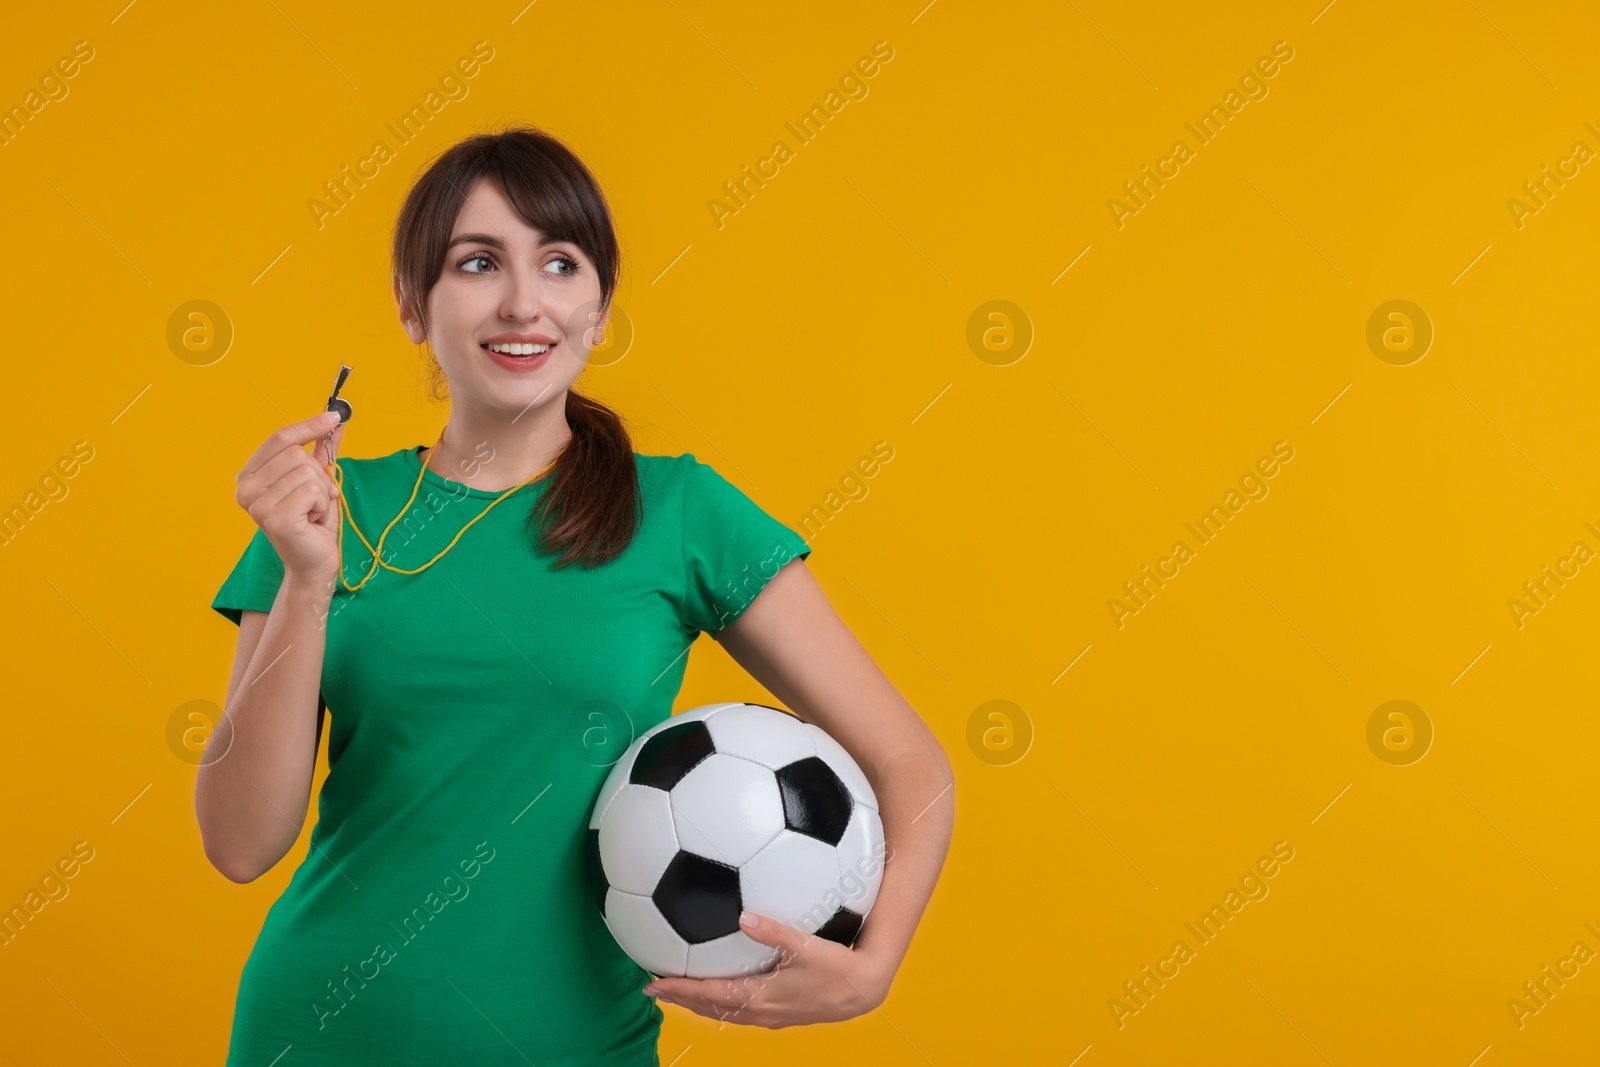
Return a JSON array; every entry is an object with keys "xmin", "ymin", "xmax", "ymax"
[
  {"xmin": 1107, "ymin": 441, "xmax": 1295, "ymax": 629},
  {"xmin": 1106, "ymin": 40, "xmax": 1296, "ymax": 230}
]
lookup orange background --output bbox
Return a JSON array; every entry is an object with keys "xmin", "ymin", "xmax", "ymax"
[{"xmin": 2, "ymin": 0, "xmax": 1598, "ymax": 1063}]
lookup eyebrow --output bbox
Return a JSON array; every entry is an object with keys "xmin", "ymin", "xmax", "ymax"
[{"xmin": 446, "ymin": 232, "xmax": 572, "ymax": 252}]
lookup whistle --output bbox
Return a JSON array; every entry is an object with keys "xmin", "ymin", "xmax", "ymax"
[
  {"xmin": 321, "ymin": 364, "xmax": 353, "ymax": 466},
  {"xmin": 325, "ymin": 364, "xmax": 354, "ymax": 424}
]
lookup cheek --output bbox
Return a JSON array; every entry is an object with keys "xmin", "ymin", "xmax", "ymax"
[
  {"xmin": 552, "ymin": 342, "xmax": 590, "ymax": 380},
  {"xmin": 555, "ymin": 290, "xmax": 606, "ymax": 345},
  {"xmin": 430, "ymin": 287, "xmax": 493, "ymax": 345}
]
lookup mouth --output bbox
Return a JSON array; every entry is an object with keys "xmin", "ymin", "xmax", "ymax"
[{"xmin": 481, "ymin": 340, "xmax": 554, "ymax": 371}]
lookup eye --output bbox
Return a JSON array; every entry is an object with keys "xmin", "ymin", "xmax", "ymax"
[
  {"xmin": 546, "ymin": 253, "xmax": 581, "ymax": 278},
  {"xmin": 459, "ymin": 252, "xmax": 495, "ymax": 274}
]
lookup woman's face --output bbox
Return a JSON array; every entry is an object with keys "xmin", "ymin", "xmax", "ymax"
[{"xmin": 396, "ymin": 175, "xmax": 608, "ymax": 418}]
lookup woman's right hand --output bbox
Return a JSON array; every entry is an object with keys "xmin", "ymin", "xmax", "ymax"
[{"xmin": 235, "ymin": 412, "xmax": 346, "ymax": 587}]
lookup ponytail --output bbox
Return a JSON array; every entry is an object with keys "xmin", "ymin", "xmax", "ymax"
[{"xmin": 529, "ymin": 388, "xmax": 641, "ymax": 568}]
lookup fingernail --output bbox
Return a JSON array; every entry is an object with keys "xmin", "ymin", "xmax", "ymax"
[
  {"xmin": 324, "ymin": 411, "xmax": 341, "ymax": 424},
  {"xmin": 642, "ymin": 984, "xmax": 659, "ymax": 996},
  {"xmin": 740, "ymin": 911, "xmax": 758, "ymax": 928}
]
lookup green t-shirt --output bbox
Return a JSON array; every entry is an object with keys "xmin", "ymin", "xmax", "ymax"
[{"xmin": 210, "ymin": 445, "xmax": 810, "ymax": 1066}]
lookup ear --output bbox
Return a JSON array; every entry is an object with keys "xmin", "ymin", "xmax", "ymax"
[{"xmin": 392, "ymin": 274, "xmax": 426, "ymax": 345}]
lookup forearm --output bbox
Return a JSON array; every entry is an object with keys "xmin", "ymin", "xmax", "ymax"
[
  {"xmin": 710, "ymin": 562, "xmax": 956, "ymax": 998},
  {"xmin": 195, "ymin": 575, "xmax": 332, "ymax": 882},
  {"xmin": 851, "ymin": 739, "xmax": 955, "ymax": 994}
]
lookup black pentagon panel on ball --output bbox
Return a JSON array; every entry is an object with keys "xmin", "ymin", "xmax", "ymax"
[
  {"xmin": 813, "ymin": 906, "xmax": 865, "ymax": 947},
  {"xmin": 629, "ymin": 720, "xmax": 716, "ymax": 791},
  {"xmin": 653, "ymin": 851, "xmax": 743, "ymax": 944},
  {"xmin": 775, "ymin": 756, "xmax": 853, "ymax": 846},
  {"xmin": 584, "ymin": 828, "xmax": 608, "ymax": 913}
]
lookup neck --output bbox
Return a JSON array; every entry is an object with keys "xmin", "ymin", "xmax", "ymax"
[{"xmin": 423, "ymin": 395, "xmax": 573, "ymax": 491}]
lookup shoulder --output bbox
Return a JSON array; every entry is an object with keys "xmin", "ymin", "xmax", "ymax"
[
  {"xmin": 631, "ymin": 451, "xmax": 699, "ymax": 474},
  {"xmin": 648, "ymin": 453, "xmax": 788, "ymax": 533},
  {"xmin": 632, "ymin": 453, "xmax": 755, "ymax": 531},
  {"xmin": 632, "ymin": 451, "xmax": 716, "ymax": 499}
]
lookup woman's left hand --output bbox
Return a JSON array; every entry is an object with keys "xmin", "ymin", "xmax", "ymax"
[{"xmin": 642, "ymin": 911, "xmax": 891, "ymax": 1028}]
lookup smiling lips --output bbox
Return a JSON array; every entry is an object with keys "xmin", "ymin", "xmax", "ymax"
[
  {"xmin": 477, "ymin": 329, "xmax": 559, "ymax": 375},
  {"xmin": 485, "ymin": 341, "xmax": 551, "ymax": 356},
  {"xmin": 482, "ymin": 332, "xmax": 556, "ymax": 358}
]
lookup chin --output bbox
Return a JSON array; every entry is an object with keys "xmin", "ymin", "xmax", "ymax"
[{"xmin": 493, "ymin": 382, "xmax": 569, "ymax": 412}]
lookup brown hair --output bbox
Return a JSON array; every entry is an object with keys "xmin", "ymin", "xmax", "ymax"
[{"xmin": 391, "ymin": 125, "xmax": 640, "ymax": 569}]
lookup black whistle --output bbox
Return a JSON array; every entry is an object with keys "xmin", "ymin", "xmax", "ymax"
[{"xmin": 325, "ymin": 364, "xmax": 354, "ymax": 424}]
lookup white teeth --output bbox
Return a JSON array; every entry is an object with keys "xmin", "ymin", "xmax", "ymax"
[{"xmin": 487, "ymin": 342, "xmax": 552, "ymax": 356}]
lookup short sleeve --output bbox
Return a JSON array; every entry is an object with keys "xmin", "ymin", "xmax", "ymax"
[
  {"xmin": 679, "ymin": 455, "xmax": 811, "ymax": 637},
  {"xmin": 211, "ymin": 526, "xmax": 286, "ymax": 626}
]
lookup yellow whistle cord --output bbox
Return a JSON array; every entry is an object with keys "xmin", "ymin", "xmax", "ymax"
[{"xmin": 323, "ymin": 425, "xmax": 555, "ymax": 593}]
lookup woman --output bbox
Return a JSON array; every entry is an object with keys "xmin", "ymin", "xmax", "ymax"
[{"xmin": 197, "ymin": 125, "xmax": 954, "ymax": 1065}]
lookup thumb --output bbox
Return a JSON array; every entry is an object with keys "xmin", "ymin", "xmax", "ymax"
[{"xmin": 738, "ymin": 911, "xmax": 811, "ymax": 957}]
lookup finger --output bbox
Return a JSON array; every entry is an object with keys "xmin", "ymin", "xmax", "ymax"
[
  {"xmin": 254, "ymin": 467, "xmax": 320, "ymax": 521},
  {"xmin": 313, "ymin": 477, "xmax": 344, "ymax": 530},
  {"xmin": 644, "ymin": 978, "xmax": 702, "ymax": 1002},
  {"xmin": 305, "ymin": 480, "xmax": 330, "ymax": 523},
  {"xmin": 303, "ymin": 478, "xmax": 336, "ymax": 528},
  {"xmin": 243, "ymin": 428, "xmax": 339, "ymax": 502},
  {"xmin": 733, "ymin": 912, "xmax": 813, "ymax": 959},
  {"xmin": 251, "ymin": 448, "xmax": 336, "ymax": 505},
  {"xmin": 251, "ymin": 466, "xmax": 322, "ymax": 519},
  {"xmin": 246, "ymin": 412, "xmax": 343, "ymax": 476},
  {"xmin": 244, "ymin": 445, "xmax": 317, "ymax": 495}
]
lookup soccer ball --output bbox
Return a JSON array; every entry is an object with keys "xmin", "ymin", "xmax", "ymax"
[{"xmin": 586, "ymin": 702, "xmax": 887, "ymax": 979}]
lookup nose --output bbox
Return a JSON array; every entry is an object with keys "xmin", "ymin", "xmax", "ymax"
[{"xmin": 499, "ymin": 256, "xmax": 545, "ymax": 323}]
